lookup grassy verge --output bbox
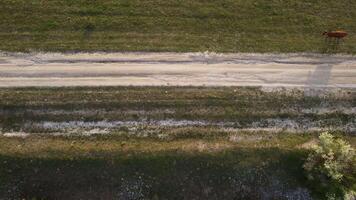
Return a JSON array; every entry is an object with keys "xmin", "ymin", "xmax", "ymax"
[
  {"xmin": 0, "ymin": 0, "xmax": 355, "ymax": 53},
  {"xmin": 0, "ymin": 87, "xmax": 355, "ymax": 133},
  {"xmin": 0, "ymin": 133, "xmax": 355, "ymax": 199},
  {"xmin": 0, "ymin": 86, "xmax": 355, "ymax": 199},
  {"xmin": 0, "ymin": 133, "xmax": 322, "ymax": 199}
]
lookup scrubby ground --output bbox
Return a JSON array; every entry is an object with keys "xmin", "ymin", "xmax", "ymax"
[
  {"xmin": 0, "ymin": 87, "xmax": 355, "ymax": 134},
  {"xmin": 0, "ymin": 87, "xmax": 355, "ymax": 199},
  {"xmin": 0, "ymin": 0, "xmax": 355, "ymax": 53},
  {"xmin": 0, "ymin": 134, "xmax": 327, "ymax": 200}
]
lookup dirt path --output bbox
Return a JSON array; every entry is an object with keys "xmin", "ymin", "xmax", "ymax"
[{"xmin": 0, "ymin": 52, "xmax": 355, "ymax": 88}]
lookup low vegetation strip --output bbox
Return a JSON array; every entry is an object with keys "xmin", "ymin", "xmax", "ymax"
[
  {"xmin": 0, "ymin": 87, "xmax": 355, "ymax": 199},
  {"xmin": 0, "ymin": 87, "xmax": 355, "ymax": 135},
  {"xmin": 0, "ymin": 132, "xmax": 354, "ymax": 199},
  {"xmin": 0, "ymin": 0, "xmax": 355, "ymax": 53}
]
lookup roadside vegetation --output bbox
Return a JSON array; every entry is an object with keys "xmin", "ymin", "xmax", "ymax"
[
  {"xmin": 0, "ymin": 133, "xmax": 313, "ymax": 199},
  {"xmin": 0, "ymin": 0, "xmax": 355, "ymax": 53},
  {"xmin": 304, "ymin": 132, "xmax": 355, "ymax": 200},
  {"xmin": 0, "ymin": 87, "xmax": 355, "ymax": 199},
  {"xmin": 0, "ymin": 87, "xmax": 354, "ymax": 133},
  {"xmin": 0, "ymin": 132, "xmax": 355, "ymax": 199}
]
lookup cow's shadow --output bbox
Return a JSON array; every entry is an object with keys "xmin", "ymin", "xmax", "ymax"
[{"xmin": 321, "ymin": 38, "xmax": 345, "ymax": 53}]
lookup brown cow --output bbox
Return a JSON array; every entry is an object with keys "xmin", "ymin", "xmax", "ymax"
[{"xmin": 323, "ymin": 31, "xmax": 348, "ymax": 41}]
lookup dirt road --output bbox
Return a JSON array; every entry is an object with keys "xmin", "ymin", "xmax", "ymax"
[{"xmin": 0, "ymin": 52, "xmax": 355, "ymax": 88}]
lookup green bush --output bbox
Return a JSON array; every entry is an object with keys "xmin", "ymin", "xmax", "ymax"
[{"xmin": 304, "ymin": 132, "xmax": 355, "ymax": 200}]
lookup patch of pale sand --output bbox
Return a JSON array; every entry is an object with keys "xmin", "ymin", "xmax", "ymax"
[
  {"xmin": 229, "ymin": 134, "xmax": 266, "ymax": 142},
  {"xmin": 297, "ymin": 139, "xmax": 318, "ymax": 149},
  {"xmin": 2, "ymin": 132, "xmax": 30, "ymax": 138},
  {"xmin": 182, "ymin": 141, "xmax": 233, "ymax": 152}
]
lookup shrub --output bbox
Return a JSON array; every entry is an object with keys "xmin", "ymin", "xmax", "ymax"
[{"xmin": 303, "ymin": 132, "xmax": 355, "ymax": 200}]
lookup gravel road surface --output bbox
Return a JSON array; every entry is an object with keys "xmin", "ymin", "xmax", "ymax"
[{"xmin": 0, "ymin": 52, "xmax": 355, "ymax": 88}]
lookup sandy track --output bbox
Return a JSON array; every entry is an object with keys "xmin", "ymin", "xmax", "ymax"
[{"xmin": 0, "ymin": 52, "xmax": 356, "ymax": 88}]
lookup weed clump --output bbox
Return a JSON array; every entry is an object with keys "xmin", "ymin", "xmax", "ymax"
[{"xmin": 304, "ymin": 132, "xmax": 355, "ymax": 199}]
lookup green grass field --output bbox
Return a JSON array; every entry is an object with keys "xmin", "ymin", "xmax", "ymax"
[
  {"xmin": 0, "ymin": 87, "xmax": 355, "ymax": 199},
  {"xmin": 0, "ymin": 134, "xmax": 322, "ymax": 199},
  {"xmin": 0, "ymin": 0, "xmax": 355, "ymax": 53}
]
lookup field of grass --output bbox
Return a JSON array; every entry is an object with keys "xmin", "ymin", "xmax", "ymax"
[
  {"xmin": 0, "ymin": 87, "xmax": 355, "ymax": 199},
  {"xmin": 0, "ymin": 132, "xmax": 355, "ymax": 199},
  {"xmin": 0, "ymin": 133, "xmax": 325, "ymax": 199},
  {"xmin": 0, "ymin": 0, "xmax": 355, "ymax": 53},
  {"xmin": 0, "ymin": 133, "xmax": 311, "ymax": 199}
]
